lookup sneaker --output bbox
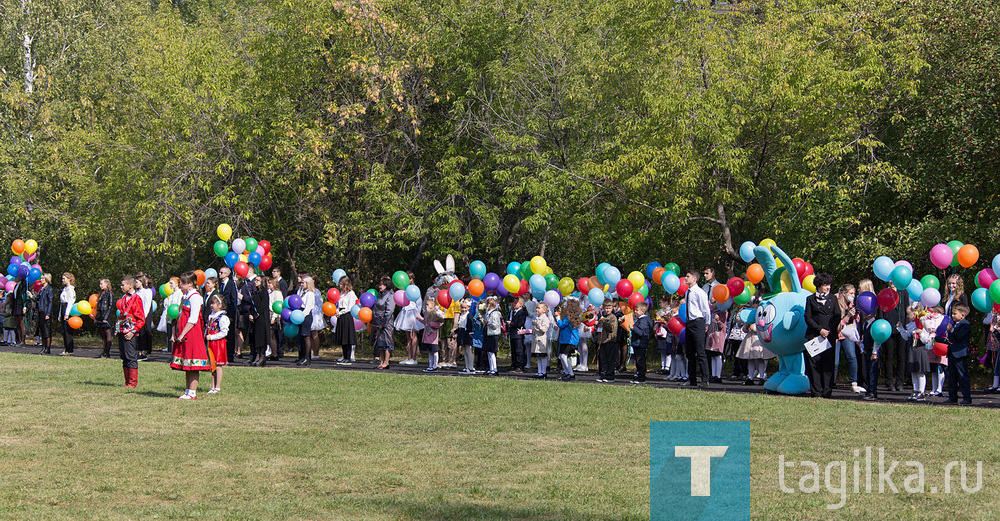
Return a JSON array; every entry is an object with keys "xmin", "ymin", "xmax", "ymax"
[
  {"xmin": 310, "ymin": 355, "xmax": 319, "ymax": 360},
  {"xmin": 596, "ymin": 378, "xmax": 607, "ymax": 383},
  {"xmin": 137, "ymin": 356, "xmax": 149, "ymax": 362},
  {"xmin": 349, "ymin": 357, "xmax": 356, "ymax": 362},
  {"xmin": 402, "ymin": 359, "xmax": 418, "ymax": 365},
  {"xmin": 207, "ymin": 388, "xmax": 220, "ymax": 394},
  {"xmin": 459, "ymin": 369, "xmax": 476, "ymax": 375},
  {"xmin": 914, "ymin": 393, "xmax": 926, "ymax": 402},
  {"xmin": 486, "ymin": 371, "xmax": 498, "ymax": 376},
  {"xmin": 178, "ymin": 394, "xmax": 197, "ymax": 400},
  {"xmin": 630, "ymin": 379, "xmax": 645, "ymax": 384},
  {"xmin": 335, "ymin": 357, "xmax": 347, "ymax": 363},
  {"xmin": 338, "ymin": 360, "xmax": 353, "ymax": 365},
  {"xmin": 851, "ymin": 383, "xmax": 866, "ymax": 394},
  {"xmin": 862, "ymin": 394, "xmax": 876, "ymax": 401},
  {"xmin": 906, "ymin": 393, "xmax": 917, "ymax": 401},
  {"xmin": 423, "ymin": 367, "xmax": 438, "ymax": 372}
]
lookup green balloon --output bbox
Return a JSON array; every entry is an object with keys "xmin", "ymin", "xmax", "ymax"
[
  {"xmin": 544, "ymin": 273, "xmax": 559, "ymax": 291},
  {"xmin": 272, "ymin": 301, "xmax": 284, "ymax": 314},
  {"xmin": 214, "ymin": 240, "xmax": 229, "ymax": 258},
  {"xmin": 367, "ymin": 289, "xmax": 377, "ymax": 295},
  {"xmin": 245, "ymin": 237, "xmax": 258, "ymax": 253},
  {"xmin": 947, "ymin": 240, "xmax": 964, "ymax": 267},
  {"xmin": 519, "ymin": 260, "xmax": 533, "ymax": 281},
  {"xmin": 920, "ymin": 275, "xmax": 940, "ymax": 291},
  {"xmin": 664, "ymin": 262, "xmax": 680, "ymax": 275},
  {"xmin": 733, "ymin": 287, "xmax": 752, "ymax": 305},
  {"xmin": 167, "ymin": 304, "xmax": 181, "ymax": 320},
  {"xmin": 638, "ymin": 284, "xmax": 649, "ymax": 297},
  {"xmin": 159, "ymin": 284, "xmax": 169, "ymax": 299},
  {"xmin": 392, "ymin": 270, "xmax": 409, "ymax": 290},
  {"xmin": 990, "ymin": 280, "xmax": 1000, "ymax": 307}
]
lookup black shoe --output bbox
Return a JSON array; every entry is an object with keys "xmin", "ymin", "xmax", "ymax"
[
  {"xmin": 743, "ymin": 378, "xmax": 755, "ymax": 386},
  {"xmin": 267, "ymin": 356, "xmax": 280, "ymax": 361},
  {"xmin": 559, "ymin": 374, "xmax": 575, "ymax": 381},
  {"xmin": 295, "ymin": 358, "xmax": 310, "ymax": 366},
  {"xmin": 710, "ymin": 376, "xmax": 722, "ymax": 384},
  {"xmin": 258, "ymin": 358, "xmax": 267, "ymax": 367},
  {"xmin": 685, "ymin": 382, "xmax": 698, "ymax": 387},
  {"xmin": 532, "ymin": 373, "xmax": 547, "ymax": 379},
  {"xmin": 236, "ymin": 354, "xmax": 245, "ymax": 359},
  {"xmin": 961, "ymin": 400, "xmax": 973, "ymax": 405},
  {"xmin": 862, "ymin": 394, "xmax": 876, "ymax": 401},
  {"xmin": 943, "ymin": 399, "xmax": 958, "ymax": 404}
]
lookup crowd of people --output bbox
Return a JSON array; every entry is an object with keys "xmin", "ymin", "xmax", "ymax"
[{"xmin": 3, "ymin": 264, "xmax": 996, "ymax": 404}]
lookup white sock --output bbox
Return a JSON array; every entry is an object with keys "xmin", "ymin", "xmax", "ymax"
[
  {"xmin": 711, "ymin": 356, "xmax": 722, "ymax": 378},
  {"xmin": 464, "ymin": 346, "xmax": 474, "ymax": 371},
  {"xmin": 911, "ymin": 373, "xmax": 920, "ymax": 392},
  {"xmin": 559, "ymin": 354, "xmax": 574, "ymax": 376},
  {"xmin": 537, "ymin": 357, "xmax": 548, "ymax": 374},
  {"xmin": 186, "ymin": 388, "xmax": 196, "ymax": 397},
  {"xmin": 916, "ymin": 374, "xmax": 926, "ymax": 394},
  {"xmin": 429, "ymin": 352, "xmax": 438, "ymax": 369},
  {"xmin": 488, "ymin": 352, "xmax": 497, "ymax": 372},
  {"xmin": 350, "ymin": 346, "xmax": 355, "ymax": 360},
  {"xmin": 993, "ymin": 375, "xmax": 999, "ymax": 388},
  {"xmin": 577, "ymin": 343, "xmax": 588, "ymax": 369}
]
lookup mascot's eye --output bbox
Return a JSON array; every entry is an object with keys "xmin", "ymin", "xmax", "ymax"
[{"xmin": 759, "ymin": 304, "xmax": 776, "ymax": 324}]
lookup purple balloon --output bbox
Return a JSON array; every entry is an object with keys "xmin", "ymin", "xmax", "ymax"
[
  {"xmin": 280, "ymin": 308, "xmax": 292, "ymax": 322},
  {"xmin": 354, "ymin": 318, "xmax": 365, "ymax": 331},
  {"xmin": 496, "ymin": 285, "xmax": 509, "ymax": 298},
  {"xmin": 16, "ymin": 264, "xmax": 29, "ymax": 278},
  {"xmin": 359, "ymin": 292, "xmax": 376, "ymax": 308},
  {"xmin": 287, "ymin": 294, "xmax": 303, "ymax": 310},
  {"xmin": 936, "ymin": 316, "xmax": 953, "ymax": 338},
  {"xmin": 25, "ymin": 252, "xmax": 36, "ymax": 262},
  {"xmin": 856, "ymin": 291, "xmax": 877, "ymax": 316},
  {"xmin": 9, "ymin": 256, "xmax": 19, "ymax": 266},
  {"xmin": 678, "ymin": 327, "xmax": 687, "ymax": 346},
  {"xmin": 393, "ymin": 289, "xmax": 409, "ymax": 307},
  {"xmin": 483, "ymin": 272, "xmax": 500, "ymax": 291}
]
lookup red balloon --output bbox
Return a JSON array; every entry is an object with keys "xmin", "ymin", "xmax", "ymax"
[
  {"xmin": 518, "ymin": 279, "xmax": 529, "ymax": 296},
  {"xmin": 792, "ymin": 258, "xmax": 807, "ymax": 281},
  {"xmin": 726, "ymin": 277, "xmax": 745, "ymax": 298},
  {"xmin": 627, "ymin": 292, "xmax": 644, "ymax": 308},
  {"xmin": 802, "ymin": 262, "xmax": 815, "ymax": 279},
  {"xmin": 932, "ymin": 343, "xmax": 948, "ymax": 357},
  {"xmin": 32, "ymin": 280, "xmax": 43, "ymax": 292},
  {"xmin": 327, "ymin": 288, "xmax": 341, "ymax": 302},
  {"xmin": 437, "ymin": 291, "xmax": 452, "ymax": 308},
  {"xmin": 677, "ymin": 281, "xmax": 689, "ymax": 296},
  {"xmin": 258, "ymin": 254, "xmax": 273, "ymax": 271},
  {"xmin": 667, "ymin": 316, "xmax": 684, "ymax": 336},
  {"xmin": 258, "ymin": 240, "xmax": 271, "ymax": 254},
  {"xmin": 616, "ymin": 280, "xmax": 634, "ymax": 298},
  {"xmin": 577, "ymin": 277, "xmax": 590, "ymax": 294},
  {"xmin": 234, "ymin": 261, "xmax": 250, "ymax": 278},
  {"xmin": 877, "ymin": 287, "xmax": 899, "ymax": 313}
]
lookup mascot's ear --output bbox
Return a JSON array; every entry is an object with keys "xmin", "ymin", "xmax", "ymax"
[
  {"xmin": 739, "ymin": 308, "xmax": 756, "ymax": 325},
  {"xmin": 782, "ymin": 310, "xmax": 800, "ymax": 330},
  {"xmin": 446, "ymin": 254, "xmax": 455, "ymax": 274},
  {"xmin": 433, "ymin": 259, "xmax": 445, "ymax": 275}
]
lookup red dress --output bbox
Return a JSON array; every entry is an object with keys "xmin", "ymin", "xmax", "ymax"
[
  {"xmin": 206, "ymin": 312, "xmax": 229, "ymax": 366},
  {"xmin": 170, "ymin": 291, "xmax": 211, "ymax": 371}
]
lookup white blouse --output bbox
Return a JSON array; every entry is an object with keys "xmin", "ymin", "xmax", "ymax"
[
  {"xmin": 301, "ymin": 289, "xmax": 316, "ymax": 315},
  {"xmin": 336, "ymin": 291, "xmax": 358, "ymax": 316},
  {"xmin": 183, "ymin": 291, "xmax": 203, "ymax": 326},
  {"xmin": 60, "ymin": 286, "xmax": 76, "ymax": 319},
  {"xmin": 206, "ymin": 311, "xmax": 230, "ymax": 340}
]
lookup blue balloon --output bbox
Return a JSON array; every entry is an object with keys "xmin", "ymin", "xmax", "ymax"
[
  {"xmin": 603, "ymin": 266, "xmax": 621, "ymax": 286},
  {"xmin": 332, "ymin": 269, "xmax": 347, "ymax": 285},
  {"xmin": 890, "ymin": 265, "xmax": 913, "ymax": 290},
  {"xmin": 678, "ymin": 303, "xmax": 688, "ymax": 323},
  {"xmin": 871, "ymin": 319, "xmax": 892, "ymax": 345},
  {"xmin": 26, "ymin": 267, "xmax": 40, "ymax": 283},
  {"xmin": 6, "ymin": 264, "xmax": 16, "ymax": 278},
  {"xmin": 645, "ymin": 262, "xmax": 662, "ymax": 279},
  {"xmin": 283, "ymin": 323, "xmax": 299, "ymax": 338},
  {"xmin": 906, "ymin": 279, "xmax": 924, "ymax": 302},
  {"xmin": 506, "ymin": 262, "xmax": 521, "ymax": 276},
  {"xmin": 470, "ymin": 260, "xmax": 487, "ymax": 280},
  {"xmin": 151, "ymin": 300, "xmax": 158, "ymax": 313},
  {"xmin": 248, "ymin": 252, "xmax": 262, "ymax": 266},
  {"xmin": 450, "ymin": 283, "xmax": 465, "ymax": 301},
  {"xmin": 993, "ymin": 254, "xmax": 1000, "ymax": 279},
  {"xmin": 359, "ymin": 292, "xmax": 376, "ymax": 308},
  {"xmin": 716, "ymin": 298, "xmax": 732, "ymax": 311},
  {"xmin": 661, "ymin": 273, "xmax": 680, "ymax": 294},
  {"xmin": 529, "ymin": 274, "xmax": 546, "ymax": 291},
  {"xmin": 595, "ymin": 263, "xmax": 611, "ymax": 284},
  {"xmin": 224, "ymin": 252, "xmax": 239, "ymax": 268},
  {"xmin": 872, "ymin": 256, "xmax": 894, "ymax": 282},
  {"xmin": 350, "ymin": 304, "xmax": 361, "ymax": 319},
  {"xmin": 678, "ymin": 327, "xmax": 687, "ymax": 346},
  {"xmin": 290, "ymin": 309, "xmax": 305, "ymax": 325},
  {"xmin": 281, "ymin": 308, "xmax": 292, "ymax": 322},
  {"xmin": 405, "ymin": 284, "xmax": 421, "ymax": 303},
  {"xmin": 587, "ymin": 288, "xmax": 605, "ymax": 307},
  {"xmin": 739, "ymin": 241, "xmax": 757, "ymax": 263},
  {"xmin": 204, "ymin": 268, "xmax": 218, "ymax": 280},
  {"xmin": 531, "ymin": 288, "xmax": 546, "ymax": 302}
]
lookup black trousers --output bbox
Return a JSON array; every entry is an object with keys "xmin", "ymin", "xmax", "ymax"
[
  {"xmin": 865, "ymin": 349, "xmax": 879, "ymax": 397},
  {"xmin": 138, "ymin": 322, "xmax": 151, "ymax": 353},
  {"xmin": 685, "ymin": 318, "xmax": 710, "ymax": 384},
  {"xmin": 947, "ymin": 355, "xmax": 971, "ymax": 402},
  {"xmin": 508, "ymin": 337, "xmax": 526, "ymax": 369},
  {"xmin": 806, "ymin": 345, "xmax": 836, "ymax": 398},
  {"xmin": 856, "ymin": 343, "xmax": 868, "ymax": 388},
  {"xmin": 62, "ymin": 319, "xmax": 76, "ymax": 352},
  {"xmin": 599, "ymin": 342, "xmax": 618, "ymax": 380},
  {"xmin": 119, "ymin": 334, "xmax": 138, "ymax": 369},
  {"xmin": 881, "ymin": 331, "xmax": 906, "ymax": 387},
  {"xmin": 633, "ymin": 346, "xmax": 648, "ymax": 381}
]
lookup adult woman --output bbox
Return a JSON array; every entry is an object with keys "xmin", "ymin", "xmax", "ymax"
[
  {"xmin": 834, "ymin": 284, "xmax": 864, "ymax": 393},
  {"xmin": 248, "ymin": 274, "xmax": 271, "ymax": 367},
  {"xmin": 34, "ymin": 274, "xmax": 53, "ymax": 355},
  {"xmin": 95, "ymin": 278, "xmax": 115, "ymax": 358},
  {"xmin": 333, "ymin": 276, "xmax": 358, "ymax": 364},
  {"xmin": 942, "ymin": 274, "xmax": 968, "ymax": 317},
  {"xmin": 58, "ymin": 273, "xmax": 77, "ymax": 355},
  {"xmin": 372, "ymin": 275, "xmax": 396, "ymax": 369},
  {"xmin": 294, "ymin": 275, "xmax": 316, "ymax": 366},
  {"xmin": 394, "ymin": 272, "xmax": 422, "ymax": 365}
]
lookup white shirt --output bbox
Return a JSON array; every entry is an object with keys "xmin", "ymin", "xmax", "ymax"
[
  {"xmin": 207, "ymin": 311, "xmax": 230, "ymax": 340},
  {"xmin": 183, "ymin": 291, "xmax": 203, "ymax": 326},
  {"xmin": 268, "ymin": 290, "xmax": 283, "ymax": 321},
  {"xmin": 301, "ymin": 289, "xmax": 316, "ymax": 315},
  {"xmin": 139, "ymin": 287, "xmax": 153, "ymax": 317},
  {"xmin": 60, "ymin": 286, "xmax": 76, "ymax": 319},
  {"xmin": 336, "ymin": 291, "xmax": 358, "ymax": 316},
  {"xmin": 456, "ymin": 311, "xmax": 469, "ymax": 329},
  {"xmin": 685, "ymin": 284, "xmax": 711, "ymax": 321}
]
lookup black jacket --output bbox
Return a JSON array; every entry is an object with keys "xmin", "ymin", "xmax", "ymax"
[
  {"xmin": 203, "ymin": 289, "xmax": 219, "ymax": 324},
  {"xmin": 96, "ymin": 291, "xmax": 114, "ymax": 326},
  {"xmin": 805, "ymin": 293, "xmax": 841, "ymax": 340},
  {"xmin": 507, "ymin": 307, "xmax": 528, "ymax": 339},
  {"xmin": 219, "ymin": 278, "xmax": 239, "ymax": 319},
  {"xmin": 37, "ymin": 285, "xmax": 53, "ymax": 320}
]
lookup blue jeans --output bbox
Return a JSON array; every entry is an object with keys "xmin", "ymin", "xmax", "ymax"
[{"xmin": 836, "ymin": 339, "xmax": 858, "ymax": 384}]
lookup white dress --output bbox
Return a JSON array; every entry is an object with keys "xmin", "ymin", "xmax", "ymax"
[
  {"xmin": 394, "ymin": 300, "xmax": 423, "ymax": 331},
  {"xmin": 310, "ymin": 289, "xmax": 325, "ymax": 331}
]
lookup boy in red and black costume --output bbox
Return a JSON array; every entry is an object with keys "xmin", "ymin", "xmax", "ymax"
[{"xmin": 117, "ymin": 276, "xmax": 145, "ymax": 388}]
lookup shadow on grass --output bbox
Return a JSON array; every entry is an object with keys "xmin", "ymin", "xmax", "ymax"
[
  {"xmin": 137, "ymin": 390, "xmax": 180, "ymax": 398},
  {"xmin": 369, "ymin": 497, "xmax": 632, "ymax": 521},
  {"xmin": 80, "ymin": 380, "xmax": 117, "ymax": 387}
]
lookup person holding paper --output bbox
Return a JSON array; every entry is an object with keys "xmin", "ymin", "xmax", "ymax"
[{"xmin": 804, "ymin": 274, "xmax": 841, "ymax": 398}]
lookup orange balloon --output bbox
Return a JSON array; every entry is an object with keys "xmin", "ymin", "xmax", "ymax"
[
  {"xmin": 652, "ymin": 267, "xmax": 666, "ymax": 284},
  {"xmin": 747, "ymin": 263, "xmax": 765, "ymax": 284},
  {"xmin": 89, "ymin": 311, "xmax": 97, "ymax": 320},
  {"xmin": 588, "ymin": 276, "xmax": 600, "ymax": 290},
  {"xmin": 712, "ymin": 284, "xmax": 730, "ymax": 303},
  {"xmin": 195, "ymin": 270, "xmax": 206, "ymax": 287},
  {"xmin": 68, "ymin": 316, "xmax": 83, "ymax": 329},
  {"xmin": 957, "ymin": 244, "xmax": 979, "ymax": 269},
  {"xmin": 322, "ymin": 301, "xmax": 337, "ymax": 317},
  {"xmin": 11, "ymin": 239, "xmax": 25, "ymax": 255},
  {"xmin": 468, "ymin": 279, "xmax": 485, "ymax": 297},
  {"xmin": 88, "ymin": 294, "xmax": 98, "ymax": 309},
  {"xmin": 358, "ymin": 307, "xmax": 373, "ymax": 323}
]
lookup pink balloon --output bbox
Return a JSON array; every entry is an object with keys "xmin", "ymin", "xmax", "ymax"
[
  {"xmin": 25, "ymin": 252, "xmax": 37, "ymax": 262},
  {"xmin": 393, "ymin": 289, "xmax": 410, "ymax": 307},
  {"xmin": 894, "ymin": 260, "xmax": 912, "ymax": 272},
  {"xmin": 3, "ymin": 281, "xmax": 14, "ymax": 292},
  {"xmin": 930, "ymin": 243, "xmax": 953, "ymax": 270},
  {"xmin": 978, "ymin": 269, "xmax": 997, "ymax": 289},
  {"xmin": 31, "ymin": 264, "xmax": 41, "ymax": 271},
  {"xmin": 353, "ymin": 318, "xmax": 365, "ymax": 331},
  {"xmin": 256, "ymin": 245, "xmax": 265, "ymax": 256}
]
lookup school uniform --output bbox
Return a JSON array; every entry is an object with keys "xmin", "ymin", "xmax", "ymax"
[
  {"xmin": 507, "ymin": 307, "xmax": 528, "ymax": 371},
  {"xmin": 877, "ymin": 291, "xmax": 910, "ymax": 389},
  {"xmin": 138, "ymin": 286, "xmax": 153, "ymax": 354},
  {"xmin": 206, "ymin": 310, "xmax": 230, "ymax": 366},
  {"xmin": 943, "ymin": 318, "xmax": 972, "ymax": 404},
  {"xmin": 630, "ymin": 313, "xmax": 653, "ymax": 382},
  {"xmin": 334, "ymin": 290, "xmax": 359, "ymax": 356},
  {"xmin": 59, "ymin": 285, "xmax": 76, "ymax": 352},
  {"xmin": 247, "ymin": 281, "xmax": 270, "ymax": 363},
  {"xmin": 455, "ymin": 311, "xmax": 472, "ymax": 346},
  {"xmin": 804, "ymin": 292, "xmax": 841, "ymax": 398},
  {"xmin": 116, "ymin": 291, "xmax": 145, "ymax": 387},
  {"xmin": 202, "ymin": 289, "xmax": 220, "ymax": 325},
  {"xmin": 596, "ymin": 311, "xmax": 619, "ymax": 381},
  {"xmin": 861, "ymin": 318, "xmax": 879, "ymax": 399}
]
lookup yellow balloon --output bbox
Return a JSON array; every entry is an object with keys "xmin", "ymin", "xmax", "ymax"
[
  {"xmin": 503, "ymin": 274, "xmax": 520, "ymax": 293},
  {"xmin": 76, "ymin": 301, "xmax": 92, "ymax": 315},
  {"xmin": 803, "ymin": 274, "xmax": 817, "ymax": 293},
  {"xmin": 164, "ymin": 284, "xmax": 174, "ymax": 296},
  {"xmin": 544, "ymin": 266, "xmax": 553, "ymax": 275},
  {"xmin": 529, "ymin": 256, "xmax": 547, "ymax": 275},
  {"xmin": 759, "ymin": 238, "xmax": 776, "ymax": 249},
  {"xmin": 24, "ymin": 239, "xmax": 38, "ymax": 254},
  {"xmin": 746, "ymin": 282, "xmax": 756, "ymax": 296},
  {"xmin": 239, "ymin": 253, "xmax": 249, "ymax": 263},
  {"xmin": 627, "ymin": 271, "xmax": 644, "ymax": 289},
  {"xmin": 217, "ymin": 223, "xmax": 233, "ymax": 241}
]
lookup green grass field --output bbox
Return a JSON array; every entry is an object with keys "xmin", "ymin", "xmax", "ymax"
[{"xmin": 0, "ymin": 352, "xmax": 997, "ymax": 520}]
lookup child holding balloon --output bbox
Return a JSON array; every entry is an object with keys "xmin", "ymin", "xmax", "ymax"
[
  {"xmin": 555, "ymin": 299, "xmax": 583, "ymax": 381},
  {"xmin": 58, "ymin": 272, "xmax": 76, "ymax": 355},
  {"xmin": 482, "ymin": 296, "xmax": 503, "ymax": 375},
  {"xmin": 205, "ymin": 294, "xmax": 230, "ymax": 393},
  {"xmin": 418, "ymin": 297, "xmax": 445, "ymax": 372}
]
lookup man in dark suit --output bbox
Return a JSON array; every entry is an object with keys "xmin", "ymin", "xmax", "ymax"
[
  {"xmin": 270, "ymin": 268, "xmax": 289, "ymax": 359},
  {"xmin": 877, "ymin": 282, "xmax": 910, "ymax": 391},
  {"xmin": 943, "ymin": 304, "xmax": 972, "ymax": 404},
  {"xmin": 804, "ymin": 273, "xmax": 842, "ymax": 398},
  {"xmin": 203, "ymin": 277, "xmax": 220, "ymax": 325},
  {"xmin": 506, "ymin": 297, "xmax": 528, "ymax": 372},
  {"xmin": 217, "ymin": 267, "xmax": 240, "ymax": 362}
]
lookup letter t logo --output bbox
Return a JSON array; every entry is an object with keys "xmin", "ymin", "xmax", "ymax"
[{"xmin": 675, "ymin": 446, "xmax": 729, "ymax": 496}]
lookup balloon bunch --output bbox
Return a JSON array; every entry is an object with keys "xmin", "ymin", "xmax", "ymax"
[
  {"xmin": 969, "ymin": 253, "xmax": 1000, "ymax": 314},
  {"xmin": 6, "ymin": 239, "xmax": 42, "ymax": 292},
  {"xmin": 214, "ymin": 224, "xmax": 273, "ymax": 278},
  {"xmin": 872, "ymin": 254, "xmax": 946, "ymax": 310},
  {"xmin": 739, "ymin": 239, "xmax": 816, "ymax": 293}
]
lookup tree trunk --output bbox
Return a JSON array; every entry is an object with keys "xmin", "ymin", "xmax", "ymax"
[
  {"xmin": 715, "ymin": 198, "xmax": 740, "ymax": 278},
  {"xmin": 21, "ymin": 0, "xmax": 34, "ymax": 94}
]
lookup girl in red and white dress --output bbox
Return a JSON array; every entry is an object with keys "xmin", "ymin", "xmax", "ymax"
[
  {"xmin": 205, "ymin": 294, "xmax": 230, "ymax": 394},
  {"xmin": 170, "ymin": 271, "xmax": 210, "ymax": 399}
]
